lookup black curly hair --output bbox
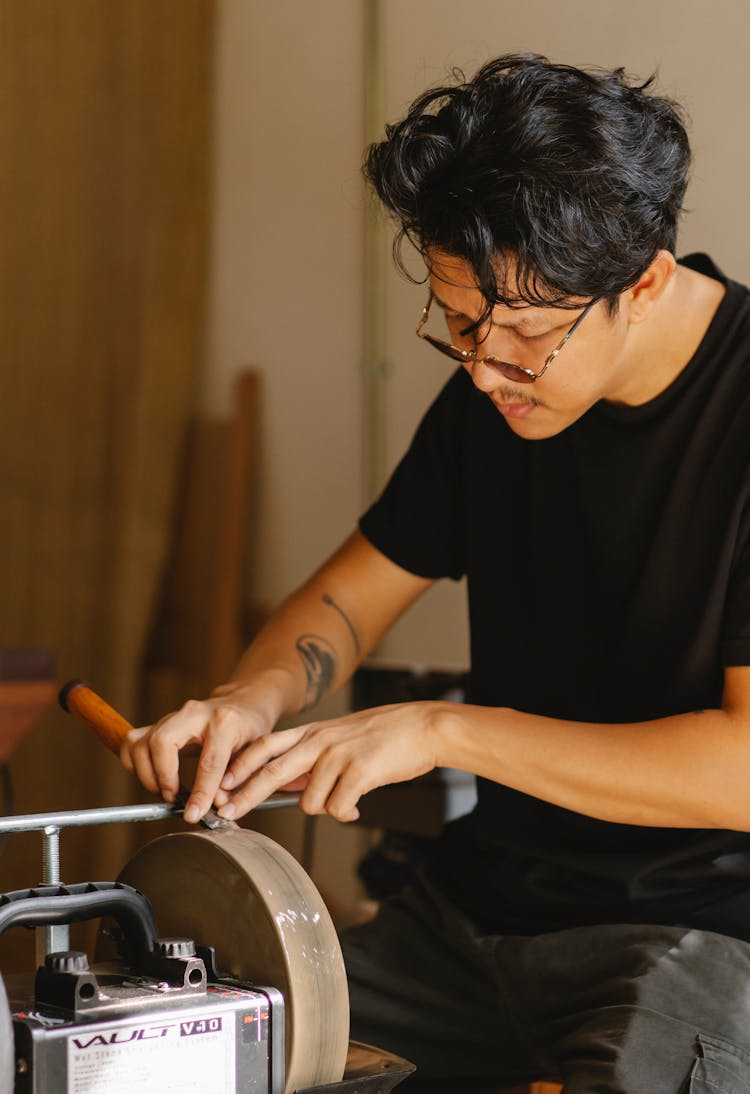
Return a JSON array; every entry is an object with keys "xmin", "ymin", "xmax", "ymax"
[{"xmin": 364, "ymin": 53, "xmax": 691, "ymax": 316}]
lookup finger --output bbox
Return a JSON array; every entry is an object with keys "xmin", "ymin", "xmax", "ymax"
[
  {"xmin": 217, "ymin": 731, "xmax": 317, "ymax": 819},
  {"xmin": 119, "ymin": 726, "xmax": 149, "ymax": 774},
  {"xmin": 220, "ymin": 726, "xmax": 308, "ymax": 790},
  {"xmin": 213, "ymin": 774, "xmax": 308, "ymax": 806},
  {"xmin": 183, "ymin": 705, "xmax": 250, "ymax": 823},
  {"xmin": 299, "ymin": 746, "xmax": 365, "ymax": 822},
  {"xmin": 123, "ymin": 727, "xmax": 162, "ymax": 795},
  {"xmin": 319, "ymin": 765, "xmax": 366, "ymax": 823},
  {"xmin": 297, "ymin": 747, "xmax": 347, "ymax": 816},
  {"xmin": 147, "ymin": 700, "xmax": 216, "ymax": 802},
  {"xmin": 221, "ymin": 772, "xmax": 310, "ymax": 800},
  {"xmin": 279, "ymin": 774, "xmax": 311, "ymax": 792}
]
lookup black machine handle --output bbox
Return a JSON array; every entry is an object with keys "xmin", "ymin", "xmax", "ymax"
[{"xmin": 0, "ymin": 881, "xmax": 158, "ymax": 959}]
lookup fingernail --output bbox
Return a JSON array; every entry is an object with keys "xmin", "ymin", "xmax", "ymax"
[
  {"xmin": 221, "ymin": 774, "xmax": 234, "ymax": 790},
  {"xmin": 218, "ymin": 804, "xmax": 236, "ymax": 820},
  {"xmin": 184, "ymin": 805, "xmax": 201, "ymax": 824}
]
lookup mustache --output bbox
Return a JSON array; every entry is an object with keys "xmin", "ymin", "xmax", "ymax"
[{"xmin": 496, "ymin": 384, "xmax": 542, "ymax": 407}]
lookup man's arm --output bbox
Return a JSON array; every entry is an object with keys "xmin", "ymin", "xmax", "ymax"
[
  {"xmin": 120, "ymin": 530, "xmax": 433, "ymax": 822},
  {"xmin": 444, "ymin": 664, "xmax": 750, "ymax": 829},
  {"xmin": 213, "ymin": 663, "xmax": 750, "ymax": 831}
]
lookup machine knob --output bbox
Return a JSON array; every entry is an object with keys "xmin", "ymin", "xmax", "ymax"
[
  {"xmin": 45, "ymin": 950, "xmax": 89, "ymax": 973},
  {"xmin": 155, "ymin": 937, "xmax": 196, "ymax": 958}
]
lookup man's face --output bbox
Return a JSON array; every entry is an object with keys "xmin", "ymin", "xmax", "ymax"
[{"xmin": 427, "ymin": 253, "xmax": 633, "ymax": 440}]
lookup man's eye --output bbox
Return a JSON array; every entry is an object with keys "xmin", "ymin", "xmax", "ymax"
[{"xmin": 443, "ymin": 313, "xmax": 471, "ymax": 337}]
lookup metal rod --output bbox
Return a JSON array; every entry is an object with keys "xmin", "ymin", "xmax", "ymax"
[
  {"xmin": 0, "ymin": 802, "xmax": 180, "ymax": 835},
  {"xmin": 0, "ymin": 793, "xmax": 300, "ymax": 836},
  {"xmin": 250, "ymin": 792, "xmax": 300, "ymax": 811}
]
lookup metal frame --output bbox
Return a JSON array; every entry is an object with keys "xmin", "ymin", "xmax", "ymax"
[{"xmin": 0, "ymin": 795, "xmax": 299, "ymax": 963}]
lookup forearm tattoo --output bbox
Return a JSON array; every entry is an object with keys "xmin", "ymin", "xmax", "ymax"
[
  {"xmin": 296, "ymin": 634, "xmax": 337, "ymax": 711},
  {"xmin": 294, "ymin": 595, "xmax": 360, "ymax": 711},
  {"xmin": 322, "ymin": 593, "xmax": 361, "ymax": 656}
]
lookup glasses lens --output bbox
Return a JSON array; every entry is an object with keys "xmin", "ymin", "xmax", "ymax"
[
  {"xmin": 422, "ymin": 334, "xmax": 469, "ymax": 363},
  {"xmin": 497, "ymin": 361, "xmax": 535, "ymax": 384}
]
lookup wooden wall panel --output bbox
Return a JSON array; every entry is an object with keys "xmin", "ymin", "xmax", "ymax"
[{"xmin": 0, "ymin": 0, "xmax": 215, "ymax": 966}]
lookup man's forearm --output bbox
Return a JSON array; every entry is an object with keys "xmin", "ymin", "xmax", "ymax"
[
  {"xmin": 441, "ymin": 696, "xmax": 750, "ymax": 830},
  {"xmin": 218, "ymin": 530, "xmax": 432, "ymax": 721},
  {"xmin": 223, "ymin": 581, "xmax": 367, "ymax": 718}
]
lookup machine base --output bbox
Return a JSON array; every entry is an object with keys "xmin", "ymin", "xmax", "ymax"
[{"xmin": 299, "ymin": 1040, "xmax": 415, "ymax": 1093}]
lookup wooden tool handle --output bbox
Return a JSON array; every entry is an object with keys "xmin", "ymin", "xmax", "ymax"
[{"xmin": 59, "ymin": 679, "xmax": 133, "ymax": 755}]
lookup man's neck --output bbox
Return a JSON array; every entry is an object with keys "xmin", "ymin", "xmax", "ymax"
[{"xmin": 609, "ymin": 263, "xmax": 726, "ymax": 407}]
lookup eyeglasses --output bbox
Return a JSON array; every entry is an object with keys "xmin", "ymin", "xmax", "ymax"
[{"xmin": 416, "ymin": 292, "xmax": 598, "ymax": 384}]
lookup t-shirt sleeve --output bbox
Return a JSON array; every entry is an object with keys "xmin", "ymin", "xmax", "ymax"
[
  {"xmin": 358, "ymin": 369, "xmax": 468, "ymax": 581},
  {"xmin": 721, "ymin": 493, "xmax": 750, "ymax": 665}
]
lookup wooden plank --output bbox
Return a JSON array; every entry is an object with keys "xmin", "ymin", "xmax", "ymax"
[
  {"xmin": 0, "ymin": 0, "xmax": 215, "ymax": 902},
  {"xmin": 142, "ymin": 371, "xmax": 262, "ymax": 716}
]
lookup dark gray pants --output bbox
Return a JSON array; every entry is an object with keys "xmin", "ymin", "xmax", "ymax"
[{"xmin": 341, "ymin": 875, "xmax": 750, "ymax": 1093}]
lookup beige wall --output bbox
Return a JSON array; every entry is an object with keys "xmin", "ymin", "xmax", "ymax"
[
  {"xmin": 202, "ymin": 0, "xmax": 366, "ymax": 610},
  {"xmin": 201, "ymin": 0, "xmax": 371, "ymax": 919}
]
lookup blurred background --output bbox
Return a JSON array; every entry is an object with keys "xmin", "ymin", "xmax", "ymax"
[{"xmin": 1, "ymin": 0, "xmax": 748, "ymax": 960}]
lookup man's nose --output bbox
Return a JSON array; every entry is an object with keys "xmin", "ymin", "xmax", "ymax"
[{"xmin": 467, "ymin": 356, "xmax": 508, "ymax": 392}]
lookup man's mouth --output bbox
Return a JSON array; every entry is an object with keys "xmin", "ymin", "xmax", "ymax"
[
  {"xmin": 490, "ymin": 389, "xmax": 540, "ymax": 418},
  {"xmin": 493, "ymin": 401, "xmax": 536, "ymax": 419}
]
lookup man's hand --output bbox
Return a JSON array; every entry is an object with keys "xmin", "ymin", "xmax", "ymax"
[
  {"xmin": 215, "ymin": 701, "xmax": 451, "ymax": 823},
  {"xmin": 120, "ymin": 676, "xmax": 290, "ymax": 823},
  {"xmin": 117, "ymin": 534, "xmax": 436, "ymax": 824}
]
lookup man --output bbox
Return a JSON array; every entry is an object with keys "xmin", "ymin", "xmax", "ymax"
[{"xmin": 122, "ymin": 56, "xmax": 750, "ymax": 1090}]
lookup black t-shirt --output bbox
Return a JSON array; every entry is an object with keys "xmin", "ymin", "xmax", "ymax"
[{"xmin": 359, "ymin": 254, "xmax": 750, "ymax": 940}]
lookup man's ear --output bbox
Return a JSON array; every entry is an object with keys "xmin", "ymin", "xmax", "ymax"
[{"xmin": 623, "ymin": 250, "xmax": 677, "ymax": 324}]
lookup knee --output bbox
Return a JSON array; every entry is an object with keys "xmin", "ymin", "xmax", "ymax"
[{"xmin": 559, "ymin": 1007, "xmax": 750, "ymax": 1094}]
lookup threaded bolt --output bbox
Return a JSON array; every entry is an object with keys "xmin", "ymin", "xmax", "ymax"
[{"xmin": 42, "ymin": 826, "xmax": 61, "ymax": 885}]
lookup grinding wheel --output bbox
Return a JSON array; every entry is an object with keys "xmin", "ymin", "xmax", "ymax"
[
  {"xmin": 0, "ymin": 974, "xmax": 12, "ymax": 1094},
  {"xmin": 115, "ymin": 828, "xmax": 349, "ymax": 1094}
]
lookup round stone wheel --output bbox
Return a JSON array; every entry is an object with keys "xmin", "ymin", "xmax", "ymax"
[
  {"xmin": 116, "ymin": 827, "xmax": 349, "ymax": 1093},
  {"xmin": 0, "ymin": 974, "xmax": 12, "ymax": 1094}
]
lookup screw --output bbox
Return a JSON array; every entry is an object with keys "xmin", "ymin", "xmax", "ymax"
[{"xmin": 42, "ymin": 826, "xmax": 61, "ymax": 885}]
